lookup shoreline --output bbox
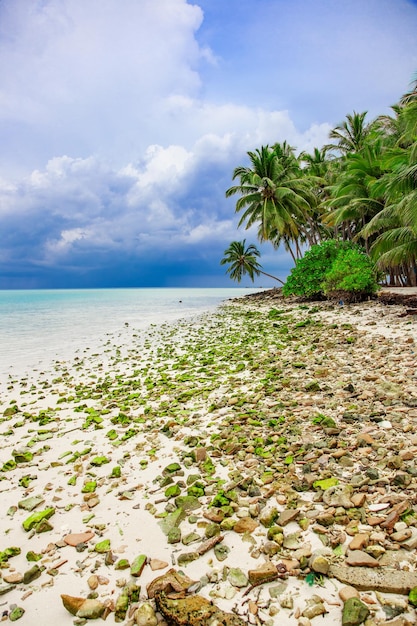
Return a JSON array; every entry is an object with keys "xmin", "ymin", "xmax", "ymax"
[{"xmin": 0, "ymin": 296, "xmax": 416, "ymax": 624}]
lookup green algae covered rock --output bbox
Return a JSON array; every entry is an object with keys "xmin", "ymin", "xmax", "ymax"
[
  {"xmin": 22, "ymin": 508, "xmax": 55, "ymax": 532},
  {"xmin": 342, "ymin": 597, "xmax": 370, "ymax": 626}
]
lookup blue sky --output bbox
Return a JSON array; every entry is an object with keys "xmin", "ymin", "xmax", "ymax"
[{"xmin": 1, "ymin": 0, "xmax": 417, "ymax": 289}]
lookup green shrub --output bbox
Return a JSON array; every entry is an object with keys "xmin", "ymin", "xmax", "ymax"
[
  {"xmin": 283, "ymin": 240, "xmax": 352, "ymax": 298},
  {"xmin": 283, "ymin": 239, "xmax": 379, "ymax": 301},
  {"xmin": 322, "ymin": 247, "xmax": 379, "ymax": 301}
]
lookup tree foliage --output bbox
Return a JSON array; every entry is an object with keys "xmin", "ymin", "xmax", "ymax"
[
  {"xmin": 224, "ymin": 77, "xmax": 417, "ymax": 288},
  {"xmin": 283, "ymin": 240, "xmax": 379, "ymax": 301}
]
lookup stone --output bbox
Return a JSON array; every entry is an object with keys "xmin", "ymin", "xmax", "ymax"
[
  {"xmin": 259, "ymin": 507, "xmax": 279, "ymax": 527},
  {"xmin": 346, "ymin": 550, "xmax": 379, "ymax": 567},
  {"xmin": 168, "ymin": 527, "xmax": 182, "ymax": 544},
  {"xmin": 2, "ymin": 572, "xmax": 23, "ymax": 584},
  {"xmin": 87, "ymin": 575, "xmax": 99, "ymax": 590},
  {"xmin": 22, "ymin": 507, "xmax": 55, "ymax": 531},
  {"xmin": 339, "ymin": 586, "xmax": 360, "ymax": 602},
  {"xmin": 61, "ymin": 595, "xmax": 106, "ymax": 619},
  {"xmin": 131, "ymin": 554, "xmax": 147, "ymax": 577},
  {"xmin": 135, "ymin": 602, "xmax": 158, "ymax": 626},
  {"xmin": 302, "ymin": 596, "xmax": 327, "ymax": 620},
  {"xmin": 348, "ymin": 533, "xmax": 369, "ymax": 551},
  {"xmin": 277, "ymin": 509, "xmax": 300, "ymax": 526},
  {"xmin": 391, "ymin": 529, "xmax": 412, "ymax": 542},
  {"xmin": 150, "ymin": 559, "xmax": 168, "ymax": 571},
  {"xmin": 146, "ymin": 568, "xmax": 196, "ymax": 599},
  {"xmin": 248, "ymin": 562, "xmax": 278, "ymax": 586},
  {"xmin": 9, "ymin": 607, "xmax": 25, "ymax": 622},
  {"xmin": 23, "ymin": 565, "xmax": 43, "ymax": 584},
  {"xmin": 322, "ymin": 484, "xmax": 353, "ymax": 509},
  {"xmin": 64, "ymin": 531, "xmax": 94, "ymax": 546},
  {"xmin": 342, "ymin": 597, "xmax": 370, "ymax": 626},
  {"xmin": 329, "ymin": 565, "xmax": 417, "ymax": 594},
  {"xmin": 233, "ymin": 517, "xmax": 258, "ymax": 533},
  {"xmin": 154, "ymin": 591, "xmax": 246, "ymax": 625},
  {"xmin": 18, "ymin": 495, "xmax": 45, "ymax": 511},
  {"xmin": 350, "ymin": 493, "xmax": 366, "ymax": 507},
  {"xmin": 94, "ymin": 539, "xmax": 111, "ymax": 553},
  {"xmin": 228, "ymin": 568, "xmax": 248, "ymax": 588},
  {"xmin": 309, "ymin": 554, "xmax": 330, "ymax": 575}
]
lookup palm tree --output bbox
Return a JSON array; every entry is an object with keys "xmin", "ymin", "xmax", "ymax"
[
  {"xmin": 220, "ymin": 240, "xmax": 284, "ymax": 285},
  {"xmin": 325, "ymin": 111, "xmax": 370, "ymax": 155},
  {"xmin": 225, "ymin": 144, "xmax": 317, "ymax": 259},
  {"xmin": 323, "ymin": 139, "xmax": 386, "ymax": 250}
]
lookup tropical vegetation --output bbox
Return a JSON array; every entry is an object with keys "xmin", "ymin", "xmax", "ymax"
[
  {"xmin": 220, "ymin": 240, "xmax": 284, "ymax": 285},
  {"xmin": 221, "ymin": 77, "xmax": 417, "ymax": 295}
]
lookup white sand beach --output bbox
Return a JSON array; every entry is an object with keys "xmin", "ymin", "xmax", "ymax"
[{"xmin": 0, "ymin": 292, "xmax": 416, "ymax": 625}]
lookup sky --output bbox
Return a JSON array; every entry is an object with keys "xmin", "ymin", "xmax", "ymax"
[{"xmin": 1, "ymin": 0, "xmax": 417, "ymax": 289}]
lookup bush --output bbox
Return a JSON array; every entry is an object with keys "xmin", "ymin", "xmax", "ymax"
[
  {"xmin": 283, "ymin": 240, "xmax": 379, "ymax": 301},
  {"xmin": 322, "ymin": 247, "xmax": 379, "ymax": 301},
  {"xmin": 283, "ymin": 240, "xmax": 352, "ymax": 298}
]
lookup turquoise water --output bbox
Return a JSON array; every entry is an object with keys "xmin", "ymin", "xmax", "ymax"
[{"xmin": 0, "ymin": 288, "xmax": 262, "ymax": 381}]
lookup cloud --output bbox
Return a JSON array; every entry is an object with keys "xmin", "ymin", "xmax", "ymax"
[{"xmin": 1, "ymin": 0, "xmax": 417, "ymax": 288}]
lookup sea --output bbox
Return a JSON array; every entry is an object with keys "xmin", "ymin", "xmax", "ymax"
[{"xmin": 0, "ymin": 287, "xmax": 264, "ymax": 383}]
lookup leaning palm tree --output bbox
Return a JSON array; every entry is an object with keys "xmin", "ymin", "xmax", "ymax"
[{"xmin": 220, "ymin": 240, "xmax": 284, "ymax": 284}]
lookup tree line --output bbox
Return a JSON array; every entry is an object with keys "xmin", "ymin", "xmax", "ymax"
[{"xmin": 221, "ymin": 78, "xmax": 417, "ymax": 290}]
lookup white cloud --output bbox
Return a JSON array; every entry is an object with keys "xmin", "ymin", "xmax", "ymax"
[{"xmin": 1, "ymin": 0, "xmax": 417, "ymax": 286}]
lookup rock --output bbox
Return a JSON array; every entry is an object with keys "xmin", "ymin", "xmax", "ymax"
[
  {"xmin": 409, "ymin": 586, "xmax": 417, "ymax": 607},
  {"xmin": 277, "ymin": 509, "xmax": 300, "ymax": 526},
  {"xmin": 150, "ymin": 559, "xmax": 168, "ymax": 571},
  {"xmin": 9, "ymin": 607, "xmax": 25, "ymax": 621},
  {"xmin": 391, "ymin": 529, "xmax": 412, "ymax": 542},
  {"xmin": 339, "ymin": 586, "xmax": 360, "ymax": 602},
  {"xmin": 302, "ymin": 596, "xmax": 327, "ymax": 619},
  {"xmin": 2, "ymin": 572, "xmax": 23, "ymax": 584},
  {"xmin": 233, "ymin": 517, "xmax": 259, "ymax": 533},
  {"xmin": 23, "ymin": 564, "xmax": 43, "ymax": 584},
  {"xmin": 248, "ymin": 562, "xmax": 278, "ymax": 586},
  {"xmin": 259, "ymin": 507, "xmax": 279, "ymax": 527},
  {"xmin": 212, "ymin": 542, "xmax": 229, "ymax": 562},
  {"xmin": 350, "ymin": 493, "xmax": 366, "ymax": 507},
  {"xmin": 87, "ymin": 575, "xmax": 99, "ymax": 590},
  {"xmin": 228, "ymin": 568, "xmax": 248, "ymax": 588},
  {"xmin": 131, "ymin": 554, "xmax": 147, "ymax": 577},
  {"xmin": 309, "ymin": 554, "xmax": 330, "ymax": 575},
  {"xmin": 342, "ymin": 597, "xmax": 369, "ymax": 626},
  {"xmin": 168, "ymin": 527, "xmax": 182, "ymax": 544},
  {"xmin": 348, "ymin": 533, "xmax": 369, "ymax": 551},
  {"xmin": 322, "ymin": 484, "xmax": 353, "ymax": 508},
  {"xmin": 61, "ymin": 595, "xmax": 106, "ymax": 619},
  {"xmin": 135, "ymin": 602, "xmax": 158, "ymax": 626},
  {"xmin": 94, "ymin": 538, "xmax": 111, "ymax": 553},
  {"xmin": 329, "ymin": 565, "xmax": 417, "ymax": 594},
  {"xmin": 18, "ymin": 495, "xmax": 45, "ymax": 511},
  {"xmin": 64, "ymin": 531, "xmax": 94, "ymax": 546},
  {"xmin": 346, "ymin": 550, "xmax": 379, "ymax": 567},
  {"xmin": 154, "ymin": 591, "xmax": 246, "ymax": 625},
  {"xmin": 177, "ymin": 552, "xmax": 198, "ymax": 565},
  {"xmin": 22, "ymin": 507, "xmax": 55, "ymax": 531},
  {"xmin": 147, "ymin": 568, "xmax": 197, "ymax": 599},
  {"xmin": 283, "ymin": 532, "xmax": 302, "ymax": 550}
]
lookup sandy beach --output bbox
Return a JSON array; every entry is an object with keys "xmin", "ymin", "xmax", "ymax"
[{"xmin": 0, "ymin": 291, "xmax": 416, "ymax": 625}]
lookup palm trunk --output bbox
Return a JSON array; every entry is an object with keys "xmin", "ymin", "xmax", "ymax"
[{"xmin": 259, "ymin": 270, "xmax": 285, "ymax": 285}]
